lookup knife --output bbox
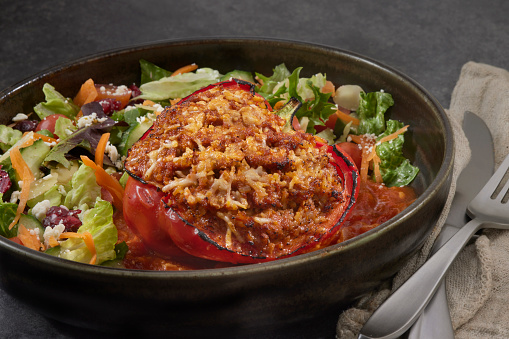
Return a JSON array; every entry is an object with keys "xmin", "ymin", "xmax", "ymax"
[
  {"xmin": 405, "ymin": 111, "xmax": 494, "ymax": 338},
  {"xmin": 358, "ymin": 111, "xmax": 494, "ymax": 339}
]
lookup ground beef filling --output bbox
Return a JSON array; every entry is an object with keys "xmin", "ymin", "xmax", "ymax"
[{"xmin": 124, "ymin": 84, "xmax": 346, "ymax": 258}]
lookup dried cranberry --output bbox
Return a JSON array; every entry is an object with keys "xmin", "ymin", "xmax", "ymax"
[
  {"xmin": 0, "ymin": 168, "xmax": 11, "ymax": 195},
  {"xmin": 98, "ymin": 98, "xmax": 122, "ymax": 116},
  {"xmin": 129, "ymin": 84, "xmax": 142, "ymax": 98},
  {"xmin": 42, "ymin": 206, "xmax": 82, "ymax": 232},
  {"xmin": 128, "ymin": 84, "xmax": 144, "ymax": 105},
  {"xmin": 13, "ymin": 120, "xmax": 38, "ymax": 132}
]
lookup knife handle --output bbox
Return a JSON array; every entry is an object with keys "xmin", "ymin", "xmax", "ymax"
[
  {"xmin": 407, "ymin": 224, "xmax": 459, "ymax": 339},
  {"xmin": 358, "ymin": 218, "xmax": 483, "ymax": 339}
]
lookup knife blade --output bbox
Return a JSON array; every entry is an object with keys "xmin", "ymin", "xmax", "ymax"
[
  {"xmin": 358, "ymin": 111, "xmax": 494, "ymax": 339},
  {"xmin": 406, "ymin": 111, "xmax": 494, "ymax": 338}
]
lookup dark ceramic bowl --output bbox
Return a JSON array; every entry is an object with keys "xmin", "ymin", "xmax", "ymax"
[{"xmin": 0, "ymin": 38, "xmax": 453, "ymax": 338}]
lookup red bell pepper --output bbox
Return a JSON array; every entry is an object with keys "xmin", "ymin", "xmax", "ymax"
[{"xmin": 123, "ymin": 79, "xmax": 359, "ymax": 263}]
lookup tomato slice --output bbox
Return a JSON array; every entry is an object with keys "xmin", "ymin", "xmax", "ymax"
[
  {"xmin": 123, "ymin": 79, "xmax": 359, "ymax": 264},
  {"xmin": 35, "ymin": 114, "xmax": 72, "ymax": 137}
]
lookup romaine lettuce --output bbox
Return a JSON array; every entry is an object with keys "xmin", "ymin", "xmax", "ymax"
[
  {"xmin": 138, "ymin": 68, "xmax": 222, "ymax": 101},
  {"xmin": 56, "ymin": 199, "xmax": 118, "ymax": 265},
  {"xmin": 255, "ymin": 63, "xmax": 292, "ymax": 96},
  {"xmin": 357, "ymin": 91, "xmax": 394, "ymax": 135},
  {"xmin": 33, "ymin": 83, "xmax": 80, "ymax": 120},
  {"xmin": 0, "ymin": 125, "xmax": 22, "ymax": 153},
  {"xmin": 63, "ymin": 163, "xmax": 101, "ymax": 212},
  {"xmin": 376, "ymin": 120, "xmax": 419, "ymax": 187}
]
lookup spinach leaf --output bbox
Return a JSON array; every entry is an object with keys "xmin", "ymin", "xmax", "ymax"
[{"xmin": 140, "ymin": 59, "xmax": 172, "ymax": 85}]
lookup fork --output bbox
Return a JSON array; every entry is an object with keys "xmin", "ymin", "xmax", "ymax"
[{"xmin": 358, "ymin": 152, "xmax": 509, "ymax": 339}]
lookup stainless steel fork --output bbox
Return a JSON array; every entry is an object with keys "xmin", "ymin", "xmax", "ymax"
[{"xmin": 358, "ymin": 151, "xmax": 509, "ymax": 339}]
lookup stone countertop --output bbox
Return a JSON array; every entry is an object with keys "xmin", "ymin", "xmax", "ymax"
[{"xmin": 1, "ymin": 1, "xmax": 508, "ymax": 338}]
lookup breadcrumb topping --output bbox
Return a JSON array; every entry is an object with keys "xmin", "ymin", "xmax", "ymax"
[{"xmin": 124, "ymin": 83, "xmax": 346, "ymax": 258}]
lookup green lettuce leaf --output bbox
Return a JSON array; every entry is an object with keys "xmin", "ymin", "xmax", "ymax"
[
  {"xmin": 357, "ymin": 91, "xmax": 394, "ymax": 135},
  {"xmin": 56, "ymin": 199, "xmax": 118, "ymax": 265},
  {"xmin": 376, "ymin": 120, "xmax": 419, "ymax": 187},
  {"xmin": 0, "ymin": 194, "xmax": 18, "ymax": 238},
  {"xmin": 140, "ymin": 59, "xmax": 173, "ymax": 85},
  {"xmin": 63, "ymin": 163, "xmax": 101, "ymax": 212},
  {"xmin": 138, "ymin": 68, "xmax": 222, "ymax": 101},
  {"xmin": 54, "ymin": 116, "xmax": 77, "ymax": 140},
  {"xmin": 255, "ymin": 63, "xmax": 292, "ymax": 96},
  {"xmin": 33, "ymin": 83, "xmax": 80, "ymax": 120},
  {"xmin": 0, "ymin": 125, "xmax": 22, "ymax": 153},
  {"xmin": 256, "ymin": 66, "xmax": 336, "ymax": 135}
]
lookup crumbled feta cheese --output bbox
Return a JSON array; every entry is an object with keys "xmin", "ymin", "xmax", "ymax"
[
  {"xmin": 10, "ymin": 190, "xmax": 20, "ymax": 203},
  {"xmin": 124, "ymin": 105, "xmax": 137, "ymax": 111},
  {"xmin": 32, "ymin": 200, "xmax": 52, "ymax": 220},
  {"xmin": 154, "ymin": 103, "xmax": 164, "ymax": 113},
  {"xmin": 44, "ymin": 141, "xmax": 57, "ymax": 147},
  {"xmin": 43, "ymin": 223, "xmax": 66, "ymax": 248},
  {"xmin": 58, "ymin": 185, "xmax": 67, "ymax": 196},
  {"xmin": 76, "ymin": 112, "xmax": 108, "ymax": 129},
  {"xmin": 12, "ymin": 113, "xmax": 28, "ymax": 122},
  {"xmin": 105, "ymin": 142, "xmax": 124, "ymax": 170},
  {"xmin": 115, "ymin": 85, "xmax": 129, "ymax": 95}
]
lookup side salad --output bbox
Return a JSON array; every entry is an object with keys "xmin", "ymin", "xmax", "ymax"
[{"xmin": 0, "ymin": 60, "xmax": 419, "ymax": 267}]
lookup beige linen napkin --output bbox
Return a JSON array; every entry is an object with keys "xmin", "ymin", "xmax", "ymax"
[{"xmin": 337, "ymin": 61, "xmax": 509, "ymax": 338}]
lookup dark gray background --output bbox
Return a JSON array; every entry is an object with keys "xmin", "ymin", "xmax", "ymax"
[{"xmin": 0, "ymin": 0, "xmax": 507, "ymax": 338}]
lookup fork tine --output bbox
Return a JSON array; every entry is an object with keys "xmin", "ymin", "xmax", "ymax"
[{"xmin": 482, "ymin": 152, "xmax": 509, "ymax": 199}]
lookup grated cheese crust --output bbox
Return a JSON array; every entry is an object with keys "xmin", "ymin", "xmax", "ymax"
[{"xmin": 124, "ymin": 83, "xmax": 346, "ymax": 258}]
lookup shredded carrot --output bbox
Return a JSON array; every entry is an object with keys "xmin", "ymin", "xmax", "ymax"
[
  {"xmin": 347, "ymin": 125, "xmax": 409, "ymax": 183},
  {"xmin": 335, "ymin": 109, "xmax": 360, "ymax": 126},
  {"xmin": 348, "ymin": 134, "xmax": 363, "ymax": 144},
  {"xmin": 95, "ymin": 132, "xmax": 110, "ymax": 168},
  {"xmin": 8, "ymin": 147, "xmax": 35, "ymax": 230},
  {"xmin": 74, "ymin": 78, "xmax": 98, "ymax": 107},
  {"xmin": 142, "ymin": 100, "xmax": 157, "ymax": 106},
  {"xmin": 359, "ymin": 142, "xmax": 372, "ymax": 182},
  {"xmin": 33, "ymin": 132, "xmax": 58, "ymax": 144},
  {"xmin": 60, "ymin": 231, "xmax": 97, "ymax": 265},
  {"xmin": 19, "ymin": 133, "xmax": 36, "ymax": 148},
  {"xmin": 171, "ymin": 64, "xmax": 198, "ymax": 76},
  {"xmin": 17, "ymin": 224, "xmax": 44, "ymax": 251},
  {"xmin": 47, "ymin": 235, "xmax": 60, "ymax": 248},
  {"xmin": 372, "ymin": 153, "xmax": 383, "ymax": 183},
  {"xmin": 377, "ymin": 125, "xmax": 409, "ymax": 144},
  {"xmin": 80, "ymin": 155, "xmax": 124, "ymax": 210}
]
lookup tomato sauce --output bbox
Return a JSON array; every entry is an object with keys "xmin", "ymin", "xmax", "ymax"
[
  {"xmin": 336, "ymin": 180, "xmax": 417, "ymax": 243},
  {"xmin": 113, "ymin": 179, "xmax": 416, "ymax": 271}
]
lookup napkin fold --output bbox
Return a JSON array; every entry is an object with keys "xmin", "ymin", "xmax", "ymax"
[{"xmin": 336, "ymin": 61, "xmax": 509, "ymax": 339}]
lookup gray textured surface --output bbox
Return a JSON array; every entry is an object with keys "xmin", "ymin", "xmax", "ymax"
[{"xmin": 0, "ymin": 0, "xmax": 507, "ymax": 338}]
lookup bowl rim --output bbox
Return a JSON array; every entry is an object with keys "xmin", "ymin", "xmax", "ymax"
[{"xmin": 0, "ymin": 37, "xmax": 455, "ymax": 279}]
